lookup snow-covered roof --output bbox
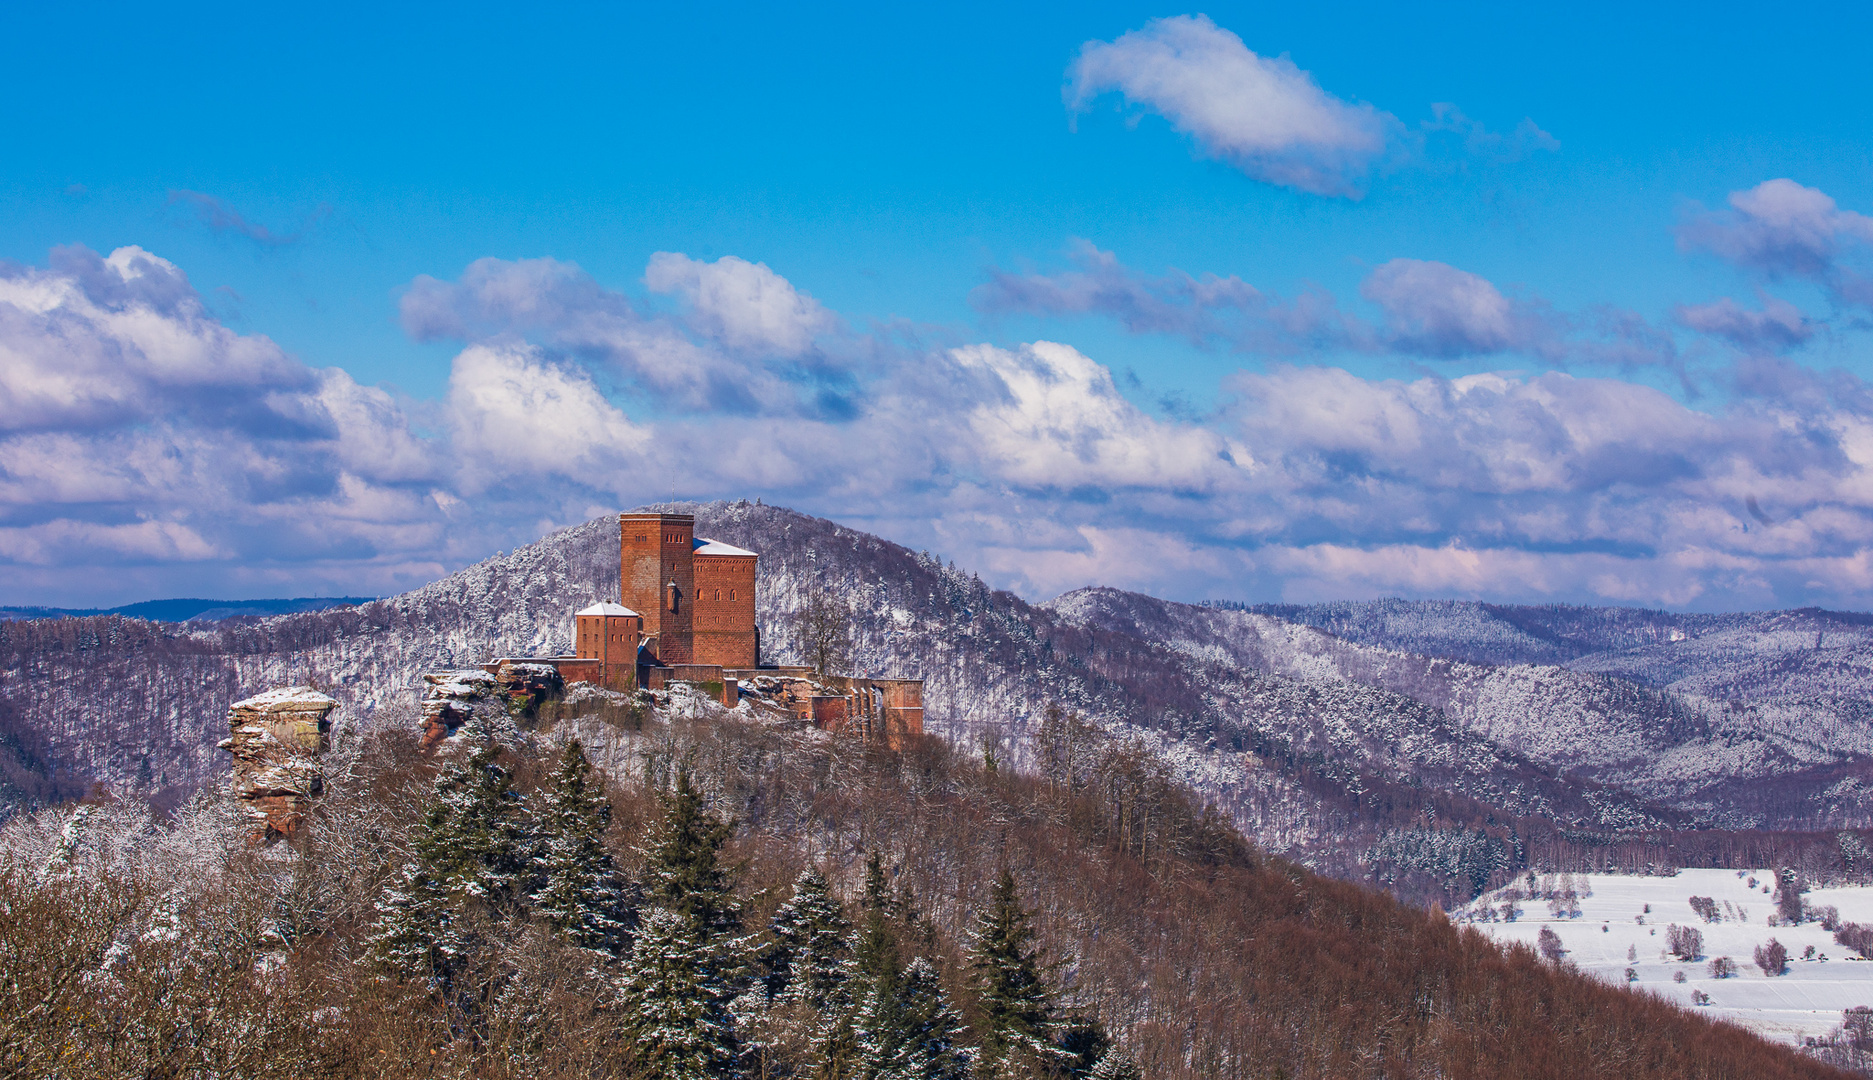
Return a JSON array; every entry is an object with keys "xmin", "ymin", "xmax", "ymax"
[
  {"xmin": 693, "ymin": 536, "xmax": 757, "ymax": 557},
  {"xmin": 577, "ymin": 602, "xmax": 640, "ymax": 617}
]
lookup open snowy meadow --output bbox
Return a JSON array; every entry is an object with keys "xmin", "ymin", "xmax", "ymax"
[{"xmin": 1457, "ymin": 870, "xmax": 1873, "ymax": 1045}]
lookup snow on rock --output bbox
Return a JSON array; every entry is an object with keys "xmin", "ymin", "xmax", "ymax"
[
  {"xmin": 419, "ymin": 670, "xmax": 509, "ymax": 748},
  {"xmin": 217, "ymin": 685, "xmax": 335, "ymax": 841}
]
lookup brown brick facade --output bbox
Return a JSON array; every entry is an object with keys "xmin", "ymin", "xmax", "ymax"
[
  {"xmin": 574, "ymin": 608, "xmax": 641, "ymax": 689},
  {"xmin": 620, "ymin": 513, "xmax": 694, "ymax": 665},
  {"xmin": 693, "ymin": 550, "xmax": 758, "ymax": 668}
]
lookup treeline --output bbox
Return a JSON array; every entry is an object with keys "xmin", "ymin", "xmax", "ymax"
[
  {"xmin": 2, "ymin": 701, "xmax": 1852, "ymax": 1079},
  {"xmin": 1514, "ymin": 824, "xmax": 1873, "ymax": 885}
]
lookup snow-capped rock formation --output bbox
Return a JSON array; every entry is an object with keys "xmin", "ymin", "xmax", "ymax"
[{"xmin": 219, "ymin": 686, "xmax": 335, "ymax": 841}]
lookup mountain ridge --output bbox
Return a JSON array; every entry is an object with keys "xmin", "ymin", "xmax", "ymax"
[{"xmin": 5, "ymin": 502, "xmax": 1873, "ymax": 901}]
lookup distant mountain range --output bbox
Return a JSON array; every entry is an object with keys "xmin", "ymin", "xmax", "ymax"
[
  {"xmin": 6, "ymin": 503, "xmax": 1873, "ymax": 903},
  {"xmin": 0, "ymin": 597, "xmax": 376, "ymax": 623}
]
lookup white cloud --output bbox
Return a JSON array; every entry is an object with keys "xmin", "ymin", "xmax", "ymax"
[
  {"xmin": 0, "ymin": 245, "xmax": 307, "ymax": 432},
  {"xmin": 1679, "ymin": 180, "xmax": 1873, "ymax": 309},
  {"xmin": 446, "ymin": 343, "xmax": 651, "ymax": 492},
  {"xmin": 949, "ymin": 341, "xmax": 1239, "ymax": 490},
  {"xmin": 0, "ymin": 519, "xmax": 225, "ymax": 566},
  {"xmin": 1065, "ymin": 15, "xmax": 1394, "ymax": 196},
  {"xmin": 1360, "ymin": 258, "xmax": 1538, "ymax": 357},
  {"xmin": 402, "ymin": 254, "xmax": 857, "ymax": 415},
  {"xmin": 644, "ymin": 252, "xmax": 838, "ymax": 355},
  {"xmin": 1674, "ymin": 295, "xmax": 1813, "ymax": 351}
]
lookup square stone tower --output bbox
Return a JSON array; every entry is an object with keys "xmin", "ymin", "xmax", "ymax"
[
  {"xmin": 574, "ymin": 602, "xmax": 642, "ymax": 687},
  {"xmin": 620, "ymin": 513, "xmax": 695, "ymax": 665},
  {"xmin": 693, "ymin": 538, "xmax": 758, "ymax": 668}
]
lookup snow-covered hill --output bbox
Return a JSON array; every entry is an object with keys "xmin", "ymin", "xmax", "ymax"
[
  {"xmin": 1063, "ymin": 589, "xmax": 1873, "ymax": 829},
  {"xmin": 1457, "ymin": 869, "xmax": 1873, "ymax": 1046},
  {"xmin": 6, "ymin": 502, "xmax": 1873, "ymax": 900}
]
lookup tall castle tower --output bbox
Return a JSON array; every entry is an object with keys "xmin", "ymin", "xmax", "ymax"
[
  {"xmin": 620, "ymin": 513, "xmax": 696, "ymax": 665},
  {"xmin": 620, "ymin": 512, "xmax": 761, "ymax": 670}
]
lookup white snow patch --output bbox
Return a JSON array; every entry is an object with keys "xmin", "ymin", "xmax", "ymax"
[{"xmin": 1457, "ymin": 868, "xmax": 1873, "ymax": 1045}]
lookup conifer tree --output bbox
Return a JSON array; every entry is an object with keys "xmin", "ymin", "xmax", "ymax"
[
  {"xmin": 1085, "ymin": 1047, "xmax": 1143, "ymax": 1080},
  {"xmin": 852, "ymin": 956, "xmax": 972, "ymax": 1080},
  {"xmin": 618, "ymin": 766, "xmax": 745, "ymax": 1078},
  {"xmin": 847, "ymin": 852, "xmax": 973, "ymax": 1080},
  {"xmin": 851, "ymin": 853, "xmax": 902, "ymax": 998},
  {"xmin": 368, "ymin": 736, "xmax": 535, "ymax": 988},
  {"xmin": 969, "ymin": 868, "xmax": 1067, "ymax": 1078},
  {"xmin": 617, "ymin": 907, "xmax": 741, "ymax": 1080},
  {"xmin": 767, "ymin": 867, "xmax": 854, "ymax": 1007},
  {"xmin": 531, "ymin": 739, "xmax": 628, "ymax": 954},
  {"xmin": 642, "ymin": 768, "xmax": 741, "ymax": 936}
]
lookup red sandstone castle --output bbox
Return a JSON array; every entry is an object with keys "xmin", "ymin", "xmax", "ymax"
[
  {"xmin": 490, "ymin": 512, "xmax": 924, "ymax": 741},
  {"xmin": 562, "ymin": 512, "xmax": 759, "ymax": 683}
]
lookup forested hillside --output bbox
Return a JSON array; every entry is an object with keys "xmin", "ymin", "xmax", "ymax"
[
  {"xmin": 0, "ymin": 699, "xmax": 1849, "ymax": 1080},
  {"xmin": 6, "ymin": 502, "xmax": 1873, "ymax": 903},
  {"xmin": 1063, "ymin": 589, "xmax": 1873, "ymax": 830}
]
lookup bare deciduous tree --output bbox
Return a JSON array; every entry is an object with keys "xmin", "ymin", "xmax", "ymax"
[
  {"xmin": 1666, "ymin": 923, "xmax": 1703, "ymax": 961},
  {"xmin": 1754, "ymin": 937, "xmax": 1788, "ymax": 976},
  {"xmin": 1538, "ymin": 926, "xmax": 1564, "ymax": 963},
  {"xmin": 793, "ymin": 584, "xmax": 853, "ymax": 676}
]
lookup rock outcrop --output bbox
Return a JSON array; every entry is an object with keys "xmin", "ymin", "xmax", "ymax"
[
  {"xmin": 218, "ymin": 686, "xmax": 336, "ymax": 841},
  {"xmin": 419, "ymin": 669, "xmax": 529, "ymax": 748}
]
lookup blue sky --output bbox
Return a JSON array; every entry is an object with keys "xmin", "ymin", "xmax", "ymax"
[{"xmin": 5, "ymin": 3, "xmax": 1873, "ymax": 609}]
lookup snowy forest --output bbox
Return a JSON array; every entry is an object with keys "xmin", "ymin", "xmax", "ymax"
[
  {"xmin": 8, "ymin": 501, "xmax": 1873, "ymax": 1075},
  {"xmin": 0, "ymin": 689, "xmax": 1848, "ymax": 1079}
]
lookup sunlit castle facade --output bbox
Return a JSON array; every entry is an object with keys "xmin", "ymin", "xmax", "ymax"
[
  {"xmin": 480, "ymin": 509, "xmax": 921, "ymax": 740},
  {"xmin": 617, "ymin": 512, "xmax": 759, "ymax": 670}
]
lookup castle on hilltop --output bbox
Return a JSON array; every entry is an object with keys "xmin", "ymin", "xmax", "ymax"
[{"xmin": 485, "ymin": 512, "xmax": 924, "ymax": 741}]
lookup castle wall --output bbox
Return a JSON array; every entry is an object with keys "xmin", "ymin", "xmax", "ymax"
[
  {"xmin": 620, "ymin": 513, "xmax": 694, "ymax": 664},
  {"xmin": 693, "ymin": 552, "xmax": 758, "ymax": 668}
]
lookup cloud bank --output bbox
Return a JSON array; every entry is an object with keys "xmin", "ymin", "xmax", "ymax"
[
  {"xmin": 9, "ymin": 222, "xmax": 1873, "ymax": 612},
  {"xmin": 975, "ymin": 243, "xmax": 1680, "ymax": 371}
]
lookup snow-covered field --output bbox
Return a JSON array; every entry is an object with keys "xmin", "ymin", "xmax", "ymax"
[{"xmin": 1456, "ymin": 869, "xmax": 1873, "ymax": 1045}]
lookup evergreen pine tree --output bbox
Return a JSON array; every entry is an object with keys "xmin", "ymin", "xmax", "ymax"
[
  {"xmin": 367, "ymin": 736, "xmax": 535, "ymax": 988},
  {"xmin": 618, "ymin": 766, "xmax": 745, "ymax": 1078},
  {"xmin": 642, "ymin": 768, "xmax": 741, "ymax": 936},
  {"xmin": 1085, "ymin": 1047, "xmax": 1143, "ymax": 1080},
  {"xmin": 846, "ymin": 852, "xmax": 973, "ymax": 1080},
  {"xmin": 969, "ymin": 868, "xmax": 1067, "ymax": 1077},
  {"xmin": 852, "ymin": 956, "xmax": 972, "ymax": 1080},
  {"xmin": 531, "ymin": 739, "xmax": 628, "ymax": 953},
  {"xmin": 767, "ymin": 868, "xmax": 854, "ymax": 1007},
  {"xmin": 617, "ymin": 906, "xmax": 740, "ymax": 1080}
]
